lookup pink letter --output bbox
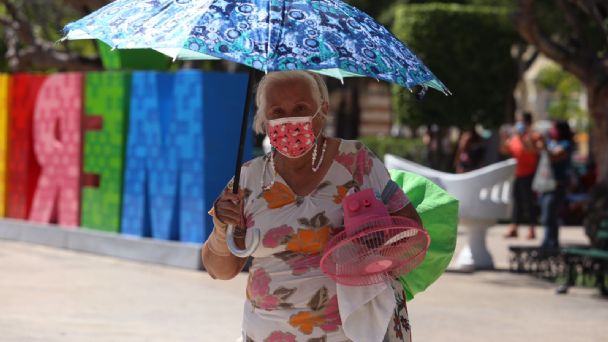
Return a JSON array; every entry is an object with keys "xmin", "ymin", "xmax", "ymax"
[{"xmin": 29, "ymin": 73, "xmax": 83, "ymax": 227}]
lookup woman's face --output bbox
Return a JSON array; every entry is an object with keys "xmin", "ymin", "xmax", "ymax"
[{"xmin": 264, "ymin": 78, "xmax": 327, "ymax": 134}]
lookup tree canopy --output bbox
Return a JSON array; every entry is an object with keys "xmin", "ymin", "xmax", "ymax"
[
  {"xmin": 0, "ymin": 0, "xmax": 107, "ymax": 72},
  {"xmin": 391, "ymin": 3, "xmax": 519, "ymax": 129},
  {"xmin": 536, "ymin": 64, "xmax": 587, "ymax": 123},
  {"xmin": 514, "ymin": 0, "xmax": 608, "ymax": 183}
]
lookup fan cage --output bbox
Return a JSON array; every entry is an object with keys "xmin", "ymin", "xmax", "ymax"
[{"xmin": 320, "ymin": 216, "xmax": 430, "ymax": 286}]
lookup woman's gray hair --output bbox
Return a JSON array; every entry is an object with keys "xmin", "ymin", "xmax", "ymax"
[{"xmin": 253, "ymin": 71, "xmax": 329, "ymax": 135}]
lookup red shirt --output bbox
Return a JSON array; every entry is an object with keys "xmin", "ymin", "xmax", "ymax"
[{"xmin": 508, "ymin": 134, "xmax": 539, "ymax": 177}]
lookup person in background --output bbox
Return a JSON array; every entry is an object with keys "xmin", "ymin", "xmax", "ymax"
[
  {"xmin": 539, "ymin": 120, "xmax": 574, "ymax": 248},
  {"xmin": 454, "ymin": 127, "xmax": 486, "ymax": 173},
  {"xmin": 501, "ymin": 112, "xmax": 541, "ymax": 239}
]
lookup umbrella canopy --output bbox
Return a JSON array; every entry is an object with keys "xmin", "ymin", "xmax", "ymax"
[{"xmin": 64, "ymin": 0, "xmax": 448, "ymax": 93}]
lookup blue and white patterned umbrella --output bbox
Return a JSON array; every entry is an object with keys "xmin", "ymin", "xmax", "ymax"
[
  {"xmin": 64, "ymin": 0, "xmax": 448, "ymax": 93},
  {"xmin": 64, "ymin": 0, "xmax": 450, "ymax": 257}
]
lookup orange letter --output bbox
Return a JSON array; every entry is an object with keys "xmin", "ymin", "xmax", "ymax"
[{"xmin": 0, "ymin": 74, "xmax": 9, "ymax": 217}]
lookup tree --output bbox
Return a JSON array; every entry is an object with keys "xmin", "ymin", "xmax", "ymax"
[
  {"xmin": 390, "ymin": 3, "xmax": 522, "ymax": 170},
  {"xmin": 345, "ymin": 0, "xmax": 402, "ymax": 19},
  {"xmin": 392, "ymin": 4, "xmax": 520, "ymax": 130},
  {"xmin": 514, "ymin": 0, "xmax": 608, "ymax": 190},
  {"xmin": 0, "ymin": 0, "xmax": 108, "ymax": 72},
  {"xmin": 537, "ymin": 64, "xmax": 588, "ymax": 125}
]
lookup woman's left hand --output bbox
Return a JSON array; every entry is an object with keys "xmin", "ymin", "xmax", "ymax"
[{"xmin": 213, "ymin": 189, "xmax": 243, "ymax": 228}]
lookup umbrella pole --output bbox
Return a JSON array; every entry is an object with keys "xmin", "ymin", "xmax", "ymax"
[
  {"xmin": 226, "ymin": 68, "xmax": 261, "ymax": 258},
  {"xmin": 232, "ymin": 68, "xmax": 257, "ymax": 195}
]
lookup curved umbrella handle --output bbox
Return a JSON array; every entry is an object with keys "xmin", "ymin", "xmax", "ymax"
[{"xmin": 226, "ymin": 225, "xmax": 260, "ymax": 258}]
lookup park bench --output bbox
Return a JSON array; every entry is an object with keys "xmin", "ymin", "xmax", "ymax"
[
  {"xmin": 557, "ymin": 246, "xmax": 608, "ymax": 296},
  {"xmin": 556, "ymin": 214, "xmax": 608, "ymax": 296},
  {"xmin": 509, "ymin": 184, "xmax": 608, "ymax": 296},
  {"xmin": 509, "ymin": 246, "xmax": 563, "ymax": 280},
  {"xmin": 385, "ymin": 154, "xmax": 517, "ymax": 271}
]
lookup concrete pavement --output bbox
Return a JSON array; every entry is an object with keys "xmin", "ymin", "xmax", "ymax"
[{"xmin": 1, "ymin": 225, "xmax": 607, "ymax": 342}]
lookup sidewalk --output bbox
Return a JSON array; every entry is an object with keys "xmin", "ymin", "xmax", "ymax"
[{"xmin": 1, "ymin": 225, "xmax": 606, "ymax": 342}]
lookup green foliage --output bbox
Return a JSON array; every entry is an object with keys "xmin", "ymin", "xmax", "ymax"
[
  {"xmin": 345, "ymin": 0, "xmax": 402, "ymax": 18},
  {"xmin": 0, "ymin": 0, "xmax": 102, "ymax": 71},
  {"xmin": 465, "ymin": 0, "xmax": 510, "ymax": 6},
  {"xmin": 391, "ymin": 3, "xmax": 519, "ymax": 129},
  {"xmin": 0, "ymin": 5, "xmax": 7, "ymax": 72},
  {"xmin": 532, "ymin": 0, "xmax": 607, "ymax": 61},
  {"xmin": 537, "ymin": 65, "xmax": 587, "ymax": 123},
  {"xmin": 0, "ymin": 29, "xmax": 6, "ymax": 72},
  {"xmin": 10, "ymin": 0, "xmax": 84, "ymax": 44},
  {"xmin": 360, "ymin": 136, "xmax": 427, "ymax": 164}
]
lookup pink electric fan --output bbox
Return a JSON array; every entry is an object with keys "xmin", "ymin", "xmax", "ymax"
[{"xmin": 320, "ymin": 188, "xmax": 430, "ymax": 286}]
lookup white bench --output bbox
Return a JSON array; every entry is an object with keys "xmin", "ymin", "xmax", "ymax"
[{"xmin": 385, "ymin": 154, "xmax": 517, "ymax": 270}]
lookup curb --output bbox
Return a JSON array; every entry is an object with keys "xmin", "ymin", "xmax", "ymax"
[{"xmin": 0, "ymin": 219, "xmax": 202, "ymax": 270}]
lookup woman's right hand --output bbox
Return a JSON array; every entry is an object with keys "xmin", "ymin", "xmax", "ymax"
[{"xmin": 214, "ymin": 189, "xmax": 243, "ymax": 228}]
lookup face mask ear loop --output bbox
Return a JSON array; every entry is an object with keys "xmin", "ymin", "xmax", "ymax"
[
  {"xmin": 311, "ymin": 106, "xmax": 325, "ymax": 142},
  {"xmin": 311, "ymin": 105, "xmax": 323, "ymax": 121}
]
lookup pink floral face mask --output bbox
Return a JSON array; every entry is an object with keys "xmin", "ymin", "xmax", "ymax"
[{"xmin": 267, "ymin": 109, "xmax": 320, "ymax": 158}]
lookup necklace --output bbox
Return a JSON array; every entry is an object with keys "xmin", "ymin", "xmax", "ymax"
[
  {"xmin": 311, "ymin": 137, "xmax": 328, "ymax": 172},
  {"xmin": 261, "ymin": 137, "xmax": 327, "ymax": 190}
]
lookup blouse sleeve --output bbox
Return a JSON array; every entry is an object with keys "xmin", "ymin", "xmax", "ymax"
[{"xmin": 360, "ymin": 146, "xmax": 410, "ymax": 213}]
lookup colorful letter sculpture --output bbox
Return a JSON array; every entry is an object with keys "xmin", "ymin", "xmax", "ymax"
[
  {"xmin": 28, "ymin": 73, "xmax": 84, "ymax": 226},
  {"xmin": 121, "ymin": 72, "xmax": 180, "ymax": 240},
  {"xmin": 6, "ymin": 74, "xmax": 47, "ymax": 219},
  {"xmin": 0, "ymin": 74, "xmax": 9, "ymax": 217},
  {"xmin": 80, "ymin": 72, "xmax": 131, "ymax": 233},
  {"xmin": 121, "ymin": 71, "xmax": 249, "ymax": 243},
  {"xmin": 1, "ymin": 70, "xmax": 252, "ymax": 245},
  {"xmin": 198, "ymin": 72, "xmax": 252, "ymax": 238}
]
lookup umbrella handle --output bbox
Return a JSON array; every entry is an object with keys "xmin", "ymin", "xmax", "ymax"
[{"xmin": 226, "ymin": 225, "xmax": 260, "ymax": 258}]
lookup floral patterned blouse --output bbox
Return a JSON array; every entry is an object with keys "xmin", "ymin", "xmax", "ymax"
[{"xmin": 225, "ymin": 140, "xmax": 412, "ymax": 342}]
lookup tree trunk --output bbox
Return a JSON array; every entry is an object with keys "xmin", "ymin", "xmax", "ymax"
[
  {"xmin": 585, "ymin": 81, "xmax": 608, "ymax": 242},
  {"xmin": 588, "ymin": 82, "xmax": 608, "ymax": 184}
]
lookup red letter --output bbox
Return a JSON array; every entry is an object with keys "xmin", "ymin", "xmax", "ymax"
[{"xmin": 6, "ymin": 74, "xmax": 46, "ymax": 219}]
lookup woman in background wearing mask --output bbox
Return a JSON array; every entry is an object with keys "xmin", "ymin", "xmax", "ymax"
[
  {"xmin": 500, "ymin": 112, "xmax": 542, "ymax": 239},
  {"xmin": 539, "ymin": 120, "xmax": 574, "ymax": 248},
  {"xmin": 201, "ymin": 71, "xmax": 421, "ymax": 341}
]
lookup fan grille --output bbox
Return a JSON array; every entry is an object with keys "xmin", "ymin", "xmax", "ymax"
[{"xmin": 320, "ymin": 217, "xmax": 430, "ymax": 286}]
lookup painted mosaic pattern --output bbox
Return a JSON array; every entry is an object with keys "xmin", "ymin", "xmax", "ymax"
[
  {"xmin": 81, "ymin": 72, "xmax": 130, "ymax": 233},
  {"xmin": 121, "ymin": 71, "xmax": 250, "ymax": 243},
  {"xmin": 64, "ymin": 0, "xmax": 448, "ymax": 93},
  {"xmin": 29, "ymin": 74, "xmax": 83, "ymax": 226},
  {"xmin": 0, "ymin": 74, "xmax": 9, "ymax": 217},
  {"xmin": 6, "ymin": 75, "xmax": 46, "ymax": 219}
]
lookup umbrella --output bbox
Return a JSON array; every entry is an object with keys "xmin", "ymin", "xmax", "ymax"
[{"xmin": 63, "ymin": 0, "xmax": 450, "ymax": 257}]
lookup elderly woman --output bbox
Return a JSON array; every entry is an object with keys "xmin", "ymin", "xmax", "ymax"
[{"xmin": 202, "ymin": 71, "xmax": 421, "ymax": 342}]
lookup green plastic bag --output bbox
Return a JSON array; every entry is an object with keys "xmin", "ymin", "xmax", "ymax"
[{"xmin": 389, "ymin": 170, "xmax": 459, "ymax": 301}]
